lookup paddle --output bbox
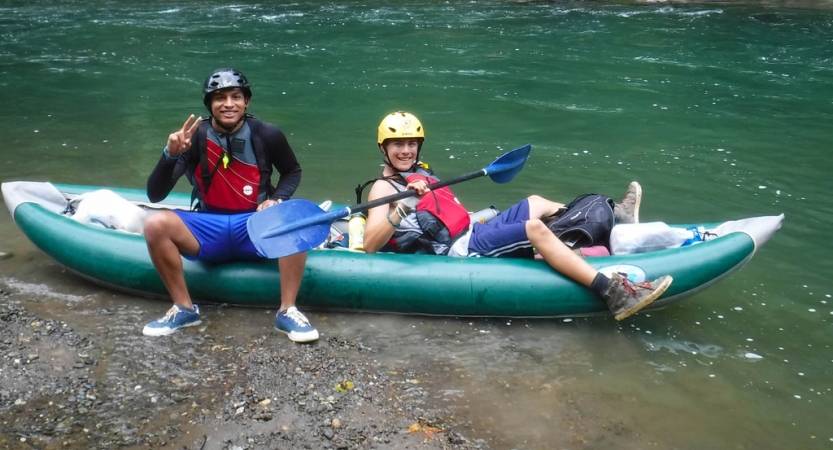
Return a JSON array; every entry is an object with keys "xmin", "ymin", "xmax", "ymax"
[{"xmin": 248, "ymin": 143, "xmax": 532, "ymax": 258}]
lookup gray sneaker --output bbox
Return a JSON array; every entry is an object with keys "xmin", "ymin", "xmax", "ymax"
[
  {"xmin": 603, "ymin": 272, "xmax": 672, "ymax": 321},
  {"xmin": 613, "ymin": 181, "xmax": 642, "ymax": 224}
]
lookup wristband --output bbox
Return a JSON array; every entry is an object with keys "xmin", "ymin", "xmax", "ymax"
[
  {"xmin": 163, "ymin": 147, "xmax": 178, "ymax": 161},
  {"xmin": 387, "ymin": 213, "xmax": 400, "ymax": 227}
]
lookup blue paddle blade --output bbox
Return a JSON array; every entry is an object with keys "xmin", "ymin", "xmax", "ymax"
[
  {"xmin": 247, "ymin": 199, "xmax": 332, "ymax": 259},
  {"xmin": 485, "ymin": 144, "xmax": 531, "ymax": 184}
]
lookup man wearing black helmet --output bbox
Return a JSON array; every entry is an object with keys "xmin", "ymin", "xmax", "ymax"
[{"xmin": 142, "ymin": 68, "xmax": 318, "ymax": 342}]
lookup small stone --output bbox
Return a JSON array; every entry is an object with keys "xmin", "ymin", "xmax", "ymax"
[{"xmin": 331, "ymin": 418, "xmax": 341, "ymax": 429}]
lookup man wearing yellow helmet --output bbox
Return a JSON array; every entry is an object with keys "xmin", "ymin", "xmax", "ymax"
[
  {"xmin": 361, "ymin": 111, "xmax": 672, "ymax": 321},
  {"xmin": 377, "ymin": 111, "xmax": 426, "ymax": 163}
]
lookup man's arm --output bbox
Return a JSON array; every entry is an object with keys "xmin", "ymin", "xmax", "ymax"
[
  {"xmin": 364, "ymin": 178, "xmax": 429, "ymax": 253},
  {"xmin": 147, "ymin": 115, "xmax": 202, "ymax": 203},
  {"xmin": 146, "ymin": 151, "xmax": 188, "ymax": 203},
  {"xmin": 363, "ymin": 180, "xmax": 401, "ymax": 254},
  {"xmin": 266, "ymin": 126, "xmax": 302, "ymax": 202}
]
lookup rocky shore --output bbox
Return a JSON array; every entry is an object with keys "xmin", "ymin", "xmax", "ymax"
[{"xmin": 0, "ymin": 287, "xmax": 486, "ymax": 450}]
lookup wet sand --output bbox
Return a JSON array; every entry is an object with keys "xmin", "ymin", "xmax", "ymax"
[
  {"xmin": 0, "ymin": 284, "xmax": 485, "ymax": 450},
  {"xmin": 0, "ymin": 246, "xmax": 651, "ymax": 450}
]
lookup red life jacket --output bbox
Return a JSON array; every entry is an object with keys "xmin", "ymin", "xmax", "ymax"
[
  {"xmin": 191, "ymin": 117, "xmax": 280, "ymax": 213},
  {"xmin": 400, "ymin": 168, "xmax": 470, "ymax": 239},
  {"xmin": 356, "ymin": 165, "xmax": 470, "ymax": 254},
  {"xmin": 193, "ymin": 137, "xmax": 261, "ymax": 213}
]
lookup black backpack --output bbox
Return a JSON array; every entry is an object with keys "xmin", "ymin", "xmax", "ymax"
[{"xmin": 545, "ymin": 194, "xmax": 615, "ymax": 249}]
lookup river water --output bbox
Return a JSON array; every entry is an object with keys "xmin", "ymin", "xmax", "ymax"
[{"xmin": 1, "ymin": 1, "xmax": 832, "ymax": 448}]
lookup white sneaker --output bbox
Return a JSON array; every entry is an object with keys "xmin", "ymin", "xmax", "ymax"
[{"xmin": 614, "ymin": 181, "xmax": 642, "ymax": 224}]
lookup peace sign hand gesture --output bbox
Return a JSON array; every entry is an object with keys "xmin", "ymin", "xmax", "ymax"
[{"xmin": 166, "ymin": 114, "xmax": 202, "ymax": 157}]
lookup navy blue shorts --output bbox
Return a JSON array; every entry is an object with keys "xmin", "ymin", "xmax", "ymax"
[
  {"xmin": 173, "ymin": 210, "xmax": 262, "ymax": 263},
  {"xmin": 468, "ymin": 199, "xmax": 532, "ymax": 257}
]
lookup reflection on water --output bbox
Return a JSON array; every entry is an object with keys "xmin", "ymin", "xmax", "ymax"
[
  {"xmin": 645, "ymin": 336, "xmax": 724, "ymax": 359},
  {"xmin": 3, "ymin": 0, "xmax": 833, "ymax": 448}
]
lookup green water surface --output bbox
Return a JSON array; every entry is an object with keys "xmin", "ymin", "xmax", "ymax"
[{"xmin": 2, "ymin": 1, "xmax": 832, "ymax": 448}]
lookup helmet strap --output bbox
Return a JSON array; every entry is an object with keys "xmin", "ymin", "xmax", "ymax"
[
  {"xmin": 205, "ymin": 90, "xmax": 249, "ymax": 134},
  {"xmin": 380, "ymin": 143, "xmax": 396, "ymax": 171},
  {"xmin": 380, "ymin": 142, "xmax": 419, "ymax": 172},
  {"xmin": 210, "ymin": 114, "xmax": 245, "ymax": 134}
]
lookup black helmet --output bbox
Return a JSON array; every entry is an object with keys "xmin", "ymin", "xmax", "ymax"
[{"xmin": 202, "ymin": 68, "xmax": 252, "ymax": 109}]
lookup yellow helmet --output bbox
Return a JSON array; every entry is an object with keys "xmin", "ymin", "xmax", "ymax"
[{"xmin": 377, "ymin": 111, "xmax": 425, "ymax": 145}]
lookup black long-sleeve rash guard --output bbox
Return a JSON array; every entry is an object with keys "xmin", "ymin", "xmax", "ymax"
[{"xmin": 146, "ymin": 117, "xmax": 302, "ymax": 209}]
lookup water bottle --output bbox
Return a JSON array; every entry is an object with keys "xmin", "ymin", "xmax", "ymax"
[
  {"xmin": 469, "ymin": 206, "xmax": 499, "ymax": 224},
  {"xmin": 348, "ymin": 214, "xmax": 366, "ymax": 251}
]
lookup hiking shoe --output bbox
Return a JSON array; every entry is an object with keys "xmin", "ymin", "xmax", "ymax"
[
  {"xmin": 603, "ymin": 273, "xmax": 672, "ymax": 321},
  {"xmin": 142, "ymin": 305, "xmax": 201, "ymax": 336},
  {"xmin": 275, "ymin": 306, "xmax": 319, "ymax": 343},
  {"xmin": 614, "ymin": 181, "xmax": 642, "ymax": 224}
]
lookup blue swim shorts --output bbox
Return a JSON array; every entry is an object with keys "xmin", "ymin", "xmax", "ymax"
[
  {"xmin": 467, "ymin": 199, "xmax": 532, "ymax": 257},
  {"xmin": 173, "ymin": 210, "xmax": 261, "ymax": 263}
]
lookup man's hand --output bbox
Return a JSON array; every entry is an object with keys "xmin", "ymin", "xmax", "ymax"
[
  {"xmin": 166, "ymin": 114, "xmax": 201, "ymax": 157},
  {"xmin": 398, "ymin": 180, "xmax": 428, "ymax": 215},
  {"xmin": 257, "ymin": 199, "xmax": 282, "ymax": 212},
  {"xmin": 405, "ymin": 179, "xmax": 430, "ymax": 196}
]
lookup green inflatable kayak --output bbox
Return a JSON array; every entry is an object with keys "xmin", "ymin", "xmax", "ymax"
[{"xmin": 1, "ymin": 181, "xmax": 784, "ymax": 318}]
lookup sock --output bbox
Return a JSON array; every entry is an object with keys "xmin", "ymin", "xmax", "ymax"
[{"xmin": 590, "ymin": 273, "xmax": 610, "ymax": 297}]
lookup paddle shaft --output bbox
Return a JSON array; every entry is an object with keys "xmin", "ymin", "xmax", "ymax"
[
  {"xmin": 255, "ymin": 143, "xmax": 531, "ymax": 244},
  {"xmin": 349, "ymin": 168, "xmax": 487, "ymax": 215},
  {"xmin": 259, "ymin": 168, "xmax": 487, "ymax": 239}
]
